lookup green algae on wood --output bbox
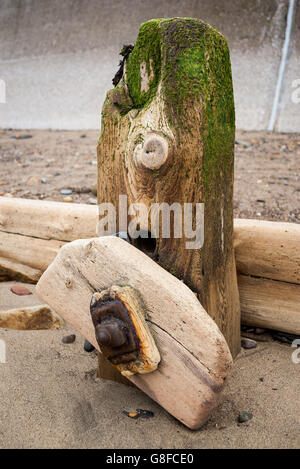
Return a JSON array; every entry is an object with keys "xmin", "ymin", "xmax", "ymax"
[
  {"xmin": 97, "ymin": 17, "xmax": 240, "ymax": 358},
  {"xmin": 124, "ymin": 17, "xmax": 235, "ymax": 196}
]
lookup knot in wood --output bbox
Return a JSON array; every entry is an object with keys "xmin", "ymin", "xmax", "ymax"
[{"xmin": 134, "ymin": 133, "xmax": 168, "ymax": 170}]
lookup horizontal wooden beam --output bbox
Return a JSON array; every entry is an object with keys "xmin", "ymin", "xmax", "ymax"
[
  {"xmin": 0, "ymin": 231, "xmax": 64, "ymax": 271},
  {"xmin": 238, "ymin": 274, "xmax": 300, "ymax": 335},
  {"xmin": 0, "ymin": 196, "xmax": 98, "ymax": 242},
  {"xmin": 0, "ymin": 197, "xmax": 299, "ymax": 334},
  {"xmin": 234, "ymin": 218, "xmax": 300, "ymax": 285},
  {"xmin": 0, "ymin": 257, "xmax": 42, "ymax": 283}
]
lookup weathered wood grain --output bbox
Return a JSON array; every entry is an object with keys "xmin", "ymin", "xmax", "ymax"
[
  {"xmin": 0, "ymin": 256, "xmax": 42, "ymax": 283},
  {"xmin": 234, "ymin": 219, "xmax": 300, "ymax": 285},
  {"xmin": 97, "ymin": 18, "xmax": 241, "ymax": 357},
  {"xmin": 0, "ymin": 196, "xmax": 98, "ymax": 241},
  {"xmin": 239, "ymin": 274, "xmax": 300, "ymax": 334},
  {"xmin": 0, "ymin": 231, "xmax": 64, "ymax": 271},
  {"xmin": 36, "ymin": 237, "xmax": 233, "ymax": 429}
]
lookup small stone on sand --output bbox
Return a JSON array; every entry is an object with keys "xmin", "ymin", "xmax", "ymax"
[
  {"xmin": 241, "ymin": 338, "xmax": 257, "ymax": 349},
  {"xmin": 10, "ymin": 285, "xmax": 33, "ymax": 296},
  {"xmin": 62, "ymin": 334, "xmax": 76, "ymax": 344},
  {"xmin": 238, "ymin": 411, "xmax": 253, "ymax": 423}
]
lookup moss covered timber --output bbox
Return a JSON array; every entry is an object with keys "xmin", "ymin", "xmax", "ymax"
[{"xmin": 97, "ymin": 18, "xmax": 240, "ymax": 357}]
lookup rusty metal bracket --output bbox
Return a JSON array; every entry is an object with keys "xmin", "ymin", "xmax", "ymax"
[
  {"xmin": 90, "ymin": 295, "xmax": 139, "ymax": 365},
  {"xmin": 90, "ymin": 285, "xmax": 161, "ymax": 376}
]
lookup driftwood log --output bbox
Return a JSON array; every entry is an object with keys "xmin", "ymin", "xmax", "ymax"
[
  {"xmin": 234, "ymin": 219, "xmax": 300, "ymax": 284},
  {"xmin": 234, "ymin": 219, "xmax": 300, "ymax": 334},
  {"xmin": 0, "ymin": 197, "xmax": 299, "ymax": 334},
  {"xmin": 0, "ymin": 197, "xmax": 97, "ymax": 282},
  {"xmin": 0, "ymin": 196, "xmax": 97, "ymax": 241},
  {"xmin": 36, "ymin": 236, "xmax": 233, "ymax": 430},
  {"xmin": 0, "ymin": 232, "xmax": 64, "ymax": 274},
  {"xmin": 97, "ymin": 18, "xmax": 241, "ymax": 357},
  {"xmin": 238, "ymin": 275, "xmax": 300, "ymax": 335}
]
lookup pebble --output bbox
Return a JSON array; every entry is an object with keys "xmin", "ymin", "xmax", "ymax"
[
  {"xmin": 136, "ymin": 409, "xmax": 155, "ymax": 419},
  {"xmin": 27, "ymin": 176, "xmax": 41, "ymax": 185},
  {"xmin": 62, "ymin": 334, "xmax": 76, "ymax": 344},
  {"xmin": 83, "ymin": 340, "xmax": 95, "ymax": 352},
  {"xmin": 271, "ymin": 331, "xmax": 298, "ymax": 345},
  {"xmin": 10, "ymin": 285, "xmax": 33, "ymax": 296},
  {"xmin": 10, "ymin": 134, "xmax": 33, "ymax": 140},
  {"xmin": 60, "ymin": 189, "xmax": 72, "ymax": 195},
  {"xmin": 235, "ymin": 140, "xmax": 250, "ymax": 148},
  {"xmin": 241, "ymin": 337, "xmax": 257, "ymax": 349},
  {"xmin": 88, "ymin": 197, "xmax": 97, "ymax": 205},
  {"xmin": 125, "ymin": 411, "xmax": 139, "ymax": 419},
  {"xmin": 238, "ymin": 411, "xmax": 253, "ymax": 423},
  {"xmin": 123, "ymin": 409, "xmax": 154, "ymax": 420},
  {"xmin": 63, "ymin": 196, "xmax": 73, "ymax": 203},
  {"xmin": 259, "ymin": 377, "xmax": 264, "ymax": 382},
  {"xmin": 18, "ymin": 134, "xmax": 33, "ymax": 139},
  {"xmin": 41, "ymin": 178, "xmax": 47, "ymax": 183}
]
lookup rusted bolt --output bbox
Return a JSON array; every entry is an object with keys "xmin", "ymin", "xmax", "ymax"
[
  {"xmin": 90, "ymin": 295, "xmax": 139, "ymax": 364},
  {"xmin": 95, "ymin": 320, "xmax": 127, "ymax": 348}
]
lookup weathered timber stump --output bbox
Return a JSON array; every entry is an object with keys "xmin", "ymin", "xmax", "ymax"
[{"xmin": 97, "ymin": 17, "xmax": 240, "ymax": 364}]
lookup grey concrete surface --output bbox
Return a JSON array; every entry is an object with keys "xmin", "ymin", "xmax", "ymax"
[
  {"xmin": 277, "ymin": 0, "xmax": 300, "ymax": 131},
  {"xmin": 0, "ymin": 0, "xmax": 299, "ymax": 131}
]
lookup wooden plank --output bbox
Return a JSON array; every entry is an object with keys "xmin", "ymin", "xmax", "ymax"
[
  {"xmin": 36, "ymin": 237, "xmax": 233, "ymax": 430},
  {"xmin": 0, "ymin": 257, "xmax": 42, "ymax": 283},
  {"xmin": 239, "ymin": 274, "xmax": 300, "ymax": 334},
  {"xmin": 1, "ymin": 194, "xmax": 298, "ymax": 337},
  {"xmin": 0, "ymin": 196, "xmax": 98, "ymax": 241},
  {"xmin": 0, "ymin": 231, "xmax": 64, "ymax": 271},
  {"xmin": 234, "ymin": 219, "xmax": 300, "ymax": 284}
]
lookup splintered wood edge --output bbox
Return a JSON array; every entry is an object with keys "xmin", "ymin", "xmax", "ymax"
[
  {"xmin": 92, "ymin": 285, "xmax": 161, "ymax": 376},
  {"xmin": 36, "ymin": 237, "xmax": 233, "ymax": 429}
]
